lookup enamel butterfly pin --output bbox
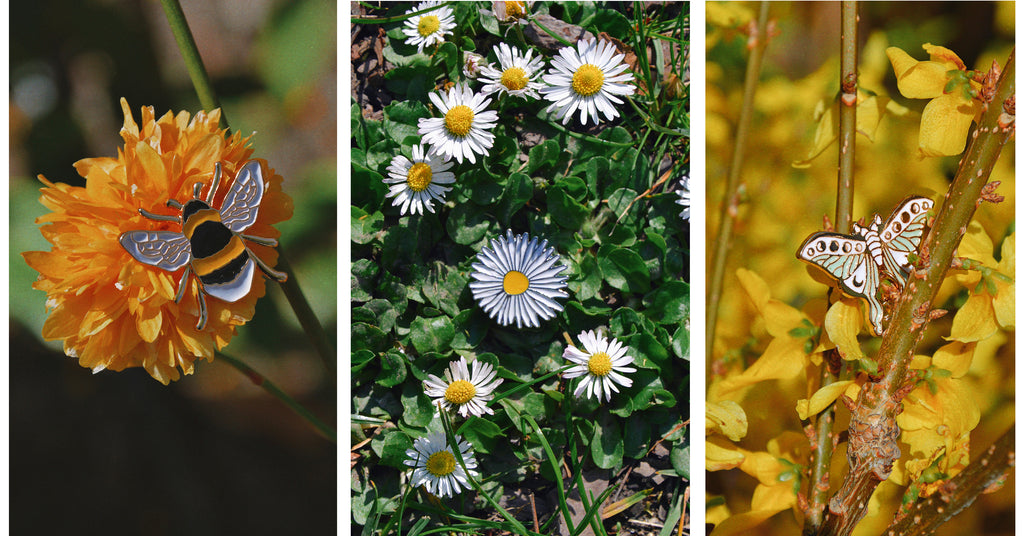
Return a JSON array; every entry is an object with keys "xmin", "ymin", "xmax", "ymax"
[{"xmin": 797, "ymin": 196, "xmax": 934, "ymax": 335}]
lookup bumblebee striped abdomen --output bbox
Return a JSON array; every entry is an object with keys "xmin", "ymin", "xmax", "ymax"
[{"xmin": 119, "ymin": 159, "xmax": 286, "ymax": 330}]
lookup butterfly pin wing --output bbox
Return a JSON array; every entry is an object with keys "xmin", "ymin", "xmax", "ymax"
[
  {"xmin": 797, "ymin": 232, "xmax": 884, "ymax": 335},
  {"xmin": 877, "ymin": 196, "xmax": 934, "ymax": 288}
]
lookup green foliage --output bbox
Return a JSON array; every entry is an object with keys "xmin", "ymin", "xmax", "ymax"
[{"xmin": 352, "ymin": 1, "xmax": 689, "ymax": 532}]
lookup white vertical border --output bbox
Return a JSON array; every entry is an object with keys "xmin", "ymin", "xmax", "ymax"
[
  {"xmin": 339, "ymin": 2, "xmax": 353, "ymax": 535},
  {"xmin": 688, "ymin": 1, "xmax": 706, "ymax": 532}
]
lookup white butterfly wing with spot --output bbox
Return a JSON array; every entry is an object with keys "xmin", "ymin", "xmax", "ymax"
[
  {"xmin": 877, "ymin": 196, "xmax": 933, "ymax": 287},
  {"xmin": 797, "ymin": 232, "xmax": 884, "ymax": 335}
]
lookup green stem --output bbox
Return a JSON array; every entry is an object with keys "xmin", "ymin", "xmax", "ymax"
[
  {"xmin": 706, "ymin": 2, "xmax": 770, "ymax": 369},
  {"xmin": 277, "ymin": 249, "xmax": 337, "ymax": 375},
  {"xmin": 160, "ymin": 0, "xmax": 336, "ymax": 421},
  {"xmin": 351, "ymin": 1, "xmax": 453, "ymax": 24},
  {"xmin": 806, "ymin": 4, "xmax": 858, "ymax": 532},
  {"xmin": 217, "ymin": 352, "xmax": 336, "ymax": 442},
  {"xmin": 158, "ymin": 0, "xmax": 224, "ymax": 125}
]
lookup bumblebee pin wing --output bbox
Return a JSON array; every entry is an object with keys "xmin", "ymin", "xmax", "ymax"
[
  {"xmin": 119, "ymin": 231, "xmax": 192, "ymax": 271},
  {"xmin": 219, "ymin": 160, "xmax": 266, "ymax": 233}
]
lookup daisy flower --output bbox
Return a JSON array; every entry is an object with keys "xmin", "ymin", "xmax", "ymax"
[
  {"xmin": 563, "ymin": 329, "xmax": 636, "ymax": 403},
  {"xmin": 405, "ymin": 431, "xmax": 479, "ymax": 498},
  {"xmin": 401, "ymin": 0, "xmax": 456, "ymax": 53},
  {"xmin": 469, "ymin": 230, "xmax": 569, "ymax": 328},
  {"xmin": 478, "ymin": 43, "xmax": 546, "ymax": 100},
  {"xmin": 424, "ymin": 357, "xmax": 503, "ymax": 417},
  {"xmin": 676, "ymin": 175, "xmax": 691, "ymax": 220},
  {"xmin": 540, "ymin": 37, "xmax": 635, "ymax": 125},
  {"xmin": 383, "ymin": 144, "xmax": 455, "ymax": 215},
  {"xmin": 463, "ymin": 51, "xmax": 487, "ymax": 79},
  {"xmin": 23, "ymin": 98, "xmax": 291, "ymax": 384},
  {"xmin": 493, "ymin": 0, "xmax": 532, "ymax": 22},
  {"xmin": 418, "ymin": 83, "xmax": 499, "ymax": 164}
]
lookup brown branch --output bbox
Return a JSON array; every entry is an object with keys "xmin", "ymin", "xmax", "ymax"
[
  {"xmin": 816, "ymin": 48, "xmax": 1015, "ymax": 536},
  {"xmin": 885, "ymin": 425, "xmax": 1015, "ymax": 535}
]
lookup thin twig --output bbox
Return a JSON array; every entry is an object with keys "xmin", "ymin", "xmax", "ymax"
[
  {"xmin": 217, "ymin": 352, "xmax": 336, "ymax": 441},
  {"xmin": 805, "ymin": 2, "xmax": 858, "ymax": 532},
  {"xmin": 706, "ymin": 2, "xmax": 771, "ymax": 367}
]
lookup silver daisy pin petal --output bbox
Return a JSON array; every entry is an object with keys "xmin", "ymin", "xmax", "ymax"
[{"xmin": 469, "ymin": 230, "xmax": 569, "ymax": 328}]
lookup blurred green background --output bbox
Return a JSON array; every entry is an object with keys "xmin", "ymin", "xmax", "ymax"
[{"xmin": 10, "ymin": 0, "xmax": 337, "ymax": 533}]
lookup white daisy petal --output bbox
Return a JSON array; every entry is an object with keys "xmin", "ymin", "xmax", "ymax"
[
  {"xmin": 404, "ymin": 430, "xmax": 479, "ymax": 499},
  {"xmin": 402, "ymin": 1, "xmax": 456, "ymax": 53},
  {"xmin": 381, "ymin": 144, "xmax": 456, "ymax": 215},
  {"xmin": 540, "ymin": 37, "xmax": 635, "ymax": 125},
  {"xmin": 562, "ymin": 330, "xmax": 636, "ymax": 403}
]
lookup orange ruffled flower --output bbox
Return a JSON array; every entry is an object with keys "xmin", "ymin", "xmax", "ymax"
[{"xmin": 23, "ymin": 98, "xmax": 293, "ymax": 384}]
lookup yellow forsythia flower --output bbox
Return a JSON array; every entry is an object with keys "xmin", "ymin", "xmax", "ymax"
[
  {"xmin": 23, "ymin": 98, "xmax": 293, "ymax": 384},
  {"xmin": 886, "ymin": 43, "xmax": 985, "ymax": 157}
]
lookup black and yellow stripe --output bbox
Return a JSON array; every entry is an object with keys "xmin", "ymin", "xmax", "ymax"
[{"xmin": 181, "ymin": 200, "xmax": 250, "ymax": 284}]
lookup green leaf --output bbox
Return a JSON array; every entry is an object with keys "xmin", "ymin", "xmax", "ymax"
[
  {"xmin": 400, "ymin": 384, "xmax": 435, "ymax": 427},
  {"xmin": 583, "ymin": 156, "xmax": 610, "ymax": 197},
  {"xmin": 352, "ymin": 161, "xmax": 387, "ymax": 210},
  {"xmin": 375, "ymin": 429, "xmax": 414, "ymax": 469},
  {"xmin": 589, "ymin": 9, "xmax": 632, "ymax": 40},
  {"xmin": 365, "ymin": 299, "xmax": 399, "ymax": 334},
  {"xmin": 671, "ymin": 443, "xmax": 690, "ymax": 480},
  {"xmin": 352, "ymin": 322, "xmax": 388, "ymax": 353},
  {"xmin": 480, "ymin": 9, "xmax": 501, "ymax": 35},
  {"xmin": 446, "ymin": 202, "xmax": 498, "ymax": 245},
  {"xmin": 599, "ymin": 246, "xmax": 651, "ymax": 293},
  {"xmin": 643, "ymin": 281, "xmax": 689, "ymax": 325},
  {"xmin": 421, "ymin": 262, "xmax": 468, "ymax": 317},
  {"xmin": 459, "ymin": 417, "xmax": 503, "ymax": 455},
  {"xmin": 672, "ymin": 324, "xmax": 690, "ymax": 360},
  {"xmin": 568, "ymin": 254, "xmax": 602, "ymax": 301},
  {"xmin": 352, "ymin": 207, "xmax": 384, "ymax": 245},
  {"xmin": 496, "ymin": 172, "xmax": 534, "ymax": 223},
  {"xmin": 591, "ymin": 412, "xmax": 624, "ymax": 469},
  {"xmin": 410, "ymin": 315, "xmax": 456, "ymax": 354},
  {"xmin": 527, "ymin": 139, "xmax": 561, "ymax": 174},
  {"xmin": 377, "ymin": 349, "xmax": 407, "ymax": 388},
  {"xmin": 380, "ymin": 214, "xmax": 443, "ymax": 268},
  {"xmin": 351, "ymin": 258, "xmax": 379, "ymax": 303},
  {"xmin": 547, "ymin": 185, "xmax": 589, "ymax": 229},
  {"xmin": 467, "ymin": 167, "xmax": 507, "ymax": 205},
  {"xmin": 451, "ymin": 309, "xmax": 489, "ymax": 350},
  {"xmin": 384, "ymin": 100, "xmax": 429, "ymax": 141},
  {"xmin": 606, "ymin": 187, "xmax": 640, "ymax": 225}
]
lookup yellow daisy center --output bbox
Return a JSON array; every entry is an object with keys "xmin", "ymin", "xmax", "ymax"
[
  {"xmin": 587, "ymin": 351, "xmax": 613, "ymax": 377},
  {"xmin": 425, "ymin": 450, "xmax": 457, "ymax": 477},
  {"xmin": 505, "ymin": 1, "xmax": 525, "ymax": 18},
  {"xmin": 417, "ymin": 15, "xmax": 441, "ymax": 37},
  {"xmin": 444, "ymin": 105, "xmax": 474, "ymax": 137},
  {"xmin": 572, "ymin": 64, "xmax": 605, "ymax": 97},
  {"xmin": 444, "ymin": 379, "xmax": 477, "ymax": 405},
  {"xmin": 503, "ymin": 270, "xmax": 530, "ymax": 295},
  {"xmin": 501, "ymin": 67, "xmax": 529, "ymax": 91},
  {"xmin": 406, "ymin": 162, "xmax": 433, "ymax": 192}
]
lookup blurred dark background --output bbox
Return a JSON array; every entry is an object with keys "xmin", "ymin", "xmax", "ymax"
[{"xmin": 10, "ymin": 0, "xmax": 338, "ymax": 533}]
